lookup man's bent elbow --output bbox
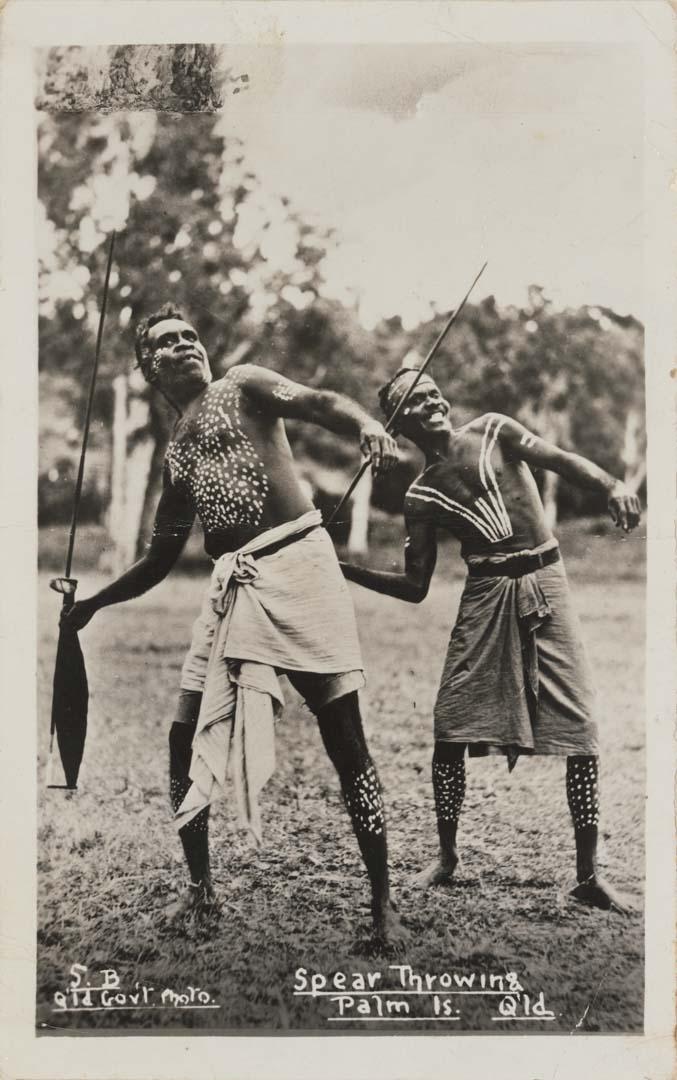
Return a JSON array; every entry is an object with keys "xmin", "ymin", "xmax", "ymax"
[{"xmin": 406, "ymin": 582, "xmax": 429, "ymax": 604}]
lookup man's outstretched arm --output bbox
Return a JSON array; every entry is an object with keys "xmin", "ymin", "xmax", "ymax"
[
  {"xmin": 340, "ymin": 515, "xmax": 437, "ymax": 603},
  {"xmin": 497, "ymin": 416, "xmax": 642, "ymax": 532},
  {"xmin": 61, "ymin": 472, "xmax": 195, "ymax": 632},
  {"xmin": 237, "ymin": 364, "xmax": 398, "ymax": 474}
]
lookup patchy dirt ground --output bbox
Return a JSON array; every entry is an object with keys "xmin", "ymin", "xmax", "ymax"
[{"xmin": 36, "ymin": 522, "xmax": 645, "ymax": 1034}]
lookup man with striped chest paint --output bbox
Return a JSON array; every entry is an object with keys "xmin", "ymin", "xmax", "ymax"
[
  {"xmin": 62, "ymin": 304, "xmax": 408, "ymax": 950},
  {"xmin": 341, "ymin": 368, "xmax": 641, "ymax": 912}
]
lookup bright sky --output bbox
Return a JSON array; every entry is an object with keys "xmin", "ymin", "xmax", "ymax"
[{"xmin": 222, "ymin": 43, "xmax": 643, "ymax": 329}]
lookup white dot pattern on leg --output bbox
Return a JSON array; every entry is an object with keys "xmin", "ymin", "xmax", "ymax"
[
  {"xmin": 344, "ymin": 764, "xmax": 385, "ymax": 836},
  {"xmin": 432, "ymin": 760, "xmax": 466, "ymax": 823},
  {"xmin": 566, "ymin": 757, "xmax": 600, "ymax": 829},
  {"xmin": 170, "ymin": 778, "xmax": 210, "ymax": 833}
]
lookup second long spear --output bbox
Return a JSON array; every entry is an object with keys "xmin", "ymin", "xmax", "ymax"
[{"xmin": 327, "ymin": 261, "xmax": 487, "ymax": 526}]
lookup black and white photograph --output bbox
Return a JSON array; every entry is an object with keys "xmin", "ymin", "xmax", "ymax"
[{"xmin": 1, "ymin": 2, "xmax": 675, "ymax": 1079}]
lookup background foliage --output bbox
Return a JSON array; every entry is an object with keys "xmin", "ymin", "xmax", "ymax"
[{"xmin": 38, "ymin": 111, "xmax": 645, "ymax": 535}]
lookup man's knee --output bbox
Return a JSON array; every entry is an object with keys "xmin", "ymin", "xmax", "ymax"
[
  {"xmin": 433, "ymin": 740, "xmax": 466, "ymax": 766},
  {"xmin": 170, "ymin": 691, "xmax": 200, "ymax": 781},
  {"xmin": 317, "ymin": 691, "xmax": 369, "ymax": 772},
  {"xmin": 175, "ymin": 688, "xmax": 202, "ymax": 726},
  {"xmin": 169, "ymin": 720, "xmax": 193, "ymax": 769}
]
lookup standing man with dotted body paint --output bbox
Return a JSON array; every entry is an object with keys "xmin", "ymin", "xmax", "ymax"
[
  {"xmin": 341, "ymin": 368, "xmax": 641, "ymax": 912},
  {"xmin": 62, "ymin": 304, "xmax": 407, "ymax": 949}
]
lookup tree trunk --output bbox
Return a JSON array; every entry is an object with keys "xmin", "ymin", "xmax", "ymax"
[
  {"xmin": 127, "ymin": 432, "xmax": 156, "ymax": 561},
  {"xmin": 518, "ymin": 395, "xmax": 569, "ymax": 531},
  {"xmin": 625, "ymin": 459, "xmax": 646, "ymax": 496},
  {"xmin": 36, "ymin": 45, "xmax": 225, "ymax": 112},
  {"xmin": 347, "ymin": 469, "xmax": 373, "ymax": 555},
  {"xmin": 106, "ymin": 374, "xmax": 130, "ymax": 574},
  {"xmin": 105, "ymin": 374, "xmax": 172, "ymax": 570},
  {"xmin": 541, "ymin": 470, "xmax": 559, "ymax": 532},
  {"xmin": 134, "ymin": 439, "xmax": 165, "ymax": 560},
  {"xmin": 622, "ymin": 407, "xmax": 646, "ymax": 494},
  {"xmin": 134, "ymin": 393, "xmax": 177, "ymax": 557}
]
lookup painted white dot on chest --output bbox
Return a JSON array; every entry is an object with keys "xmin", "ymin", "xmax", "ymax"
[{"xmin": 165, "ymin": 377, "xmax": 270, "ymax": 531}]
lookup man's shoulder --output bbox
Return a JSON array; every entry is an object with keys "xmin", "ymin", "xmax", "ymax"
[
  {"xmin": 226, "ymin": 362, "xmax": 280, "ymax": 384},
  {"xmin": 220, "ymin": 363, "xmax": 296, "ymax": 403},
  {"xmin": 210, "ymin": 363, "xmax": 257, "ymax": 387},
  {"xmin": 404, "ymin": 473, "xmax": 437, "ymax": 516},
  {"xmin": 464, "ymin": 411, "xmax": 517, "ymax": 434},
  {"xmin": 206, "ymin": 363, "xmax": 267, "ymax": 388},
  {"xmin": 405, "ymin": 469, "xmax": 427, "ymax": 493}
]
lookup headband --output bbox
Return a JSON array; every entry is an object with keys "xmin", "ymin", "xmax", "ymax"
[{"xmin": 382, "ymin": 369, "xmax": 437, "ymax": 416}]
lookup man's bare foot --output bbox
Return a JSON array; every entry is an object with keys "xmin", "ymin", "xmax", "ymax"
[
  {"xmin": 365, "ymin": 902, "xmax": 410, "ymax": 956},
  {"xmin": 162, "ymin": 879, "xmax": 221, "ymax": 922},
  {"xmin": 570, "ymin": 875, "xmax": 628, "ymax": 914},
  {"xmin": 413, "ymin": 857, "xmax": 458, "ymax": 888}
]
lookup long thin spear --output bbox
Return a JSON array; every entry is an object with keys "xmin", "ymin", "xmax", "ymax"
[
  {"xmin": 64, "ymin": 231, "xmax": 117, "ymax": 579},
  {"xmin": 327, "ymin": 261, "xmax": 487, "ymax": 526},
  {"xmin": 47, "ymin": 230, "xmax": 117, "ymax": 789}
]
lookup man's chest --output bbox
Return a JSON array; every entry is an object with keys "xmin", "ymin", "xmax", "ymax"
[
  {"xmin": 166, "ymin": 393, "xmax": 270, "ymax": 518},
  {"xmin": 167, "ymin": 385, "xmax": 257, "ymax": 477},
  {"xmin": 428, "ymin": 430, "xmax": 509, "ymax": 501},
  {"xmin": 410, "ymin": 424, "xmax": 514, "ymax": 542}
]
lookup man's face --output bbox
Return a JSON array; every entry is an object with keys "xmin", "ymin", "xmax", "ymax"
[
  {"xmin": 146, "ymin": 318, "xmax": 211, "ymax": 392},
  {"xmin": 398, "ymin": 378, "xmax": 452, "ymax": 440}
]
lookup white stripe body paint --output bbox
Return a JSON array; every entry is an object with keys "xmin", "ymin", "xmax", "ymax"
[
  {"xmin": 475, "ymin": 495, "xmax": 505, "ymax": 536},
  {"xmin": 482, "ymin": 416, "xmax": 513, "ymax": 533},
  {"xmin": 488, "ymin": 489, "xmax": 510, "ymax": 532},
  {"xmin": 409, "ymin": 415, "xmax": 514, "ymax": 544},
  {"xmin": 520, "ymin": 431, "xmax": 538, "ymax": 449},
  {"xmin": 409, "ymin": 484, "xmax": 501, "ymax": 542}
]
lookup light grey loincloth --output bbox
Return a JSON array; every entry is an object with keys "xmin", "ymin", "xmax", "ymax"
[
  {"xmin": 180, "ymin": 516, "xmax": 365, "ymax": 711},
  {"xmin": 434, "ymin": 557, "xmax": 599, "ymax": 758},
  {"xmin": 175, "ymin": 511, "xmax": 365, "ymax": 842}
]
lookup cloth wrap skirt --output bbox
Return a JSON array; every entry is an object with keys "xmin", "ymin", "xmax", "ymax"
[
  {"xmin": 434, "ymin": 552, "xmax": 599, "ymax": 759},
  {"xmin": 174, "ymin": 510, "xmax": 364, "ymax": 843}
]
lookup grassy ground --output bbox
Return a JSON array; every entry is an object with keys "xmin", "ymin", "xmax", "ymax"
[{"xmin": 36, "ymin": 520, "xmax": 645, "ymax": 1034}]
